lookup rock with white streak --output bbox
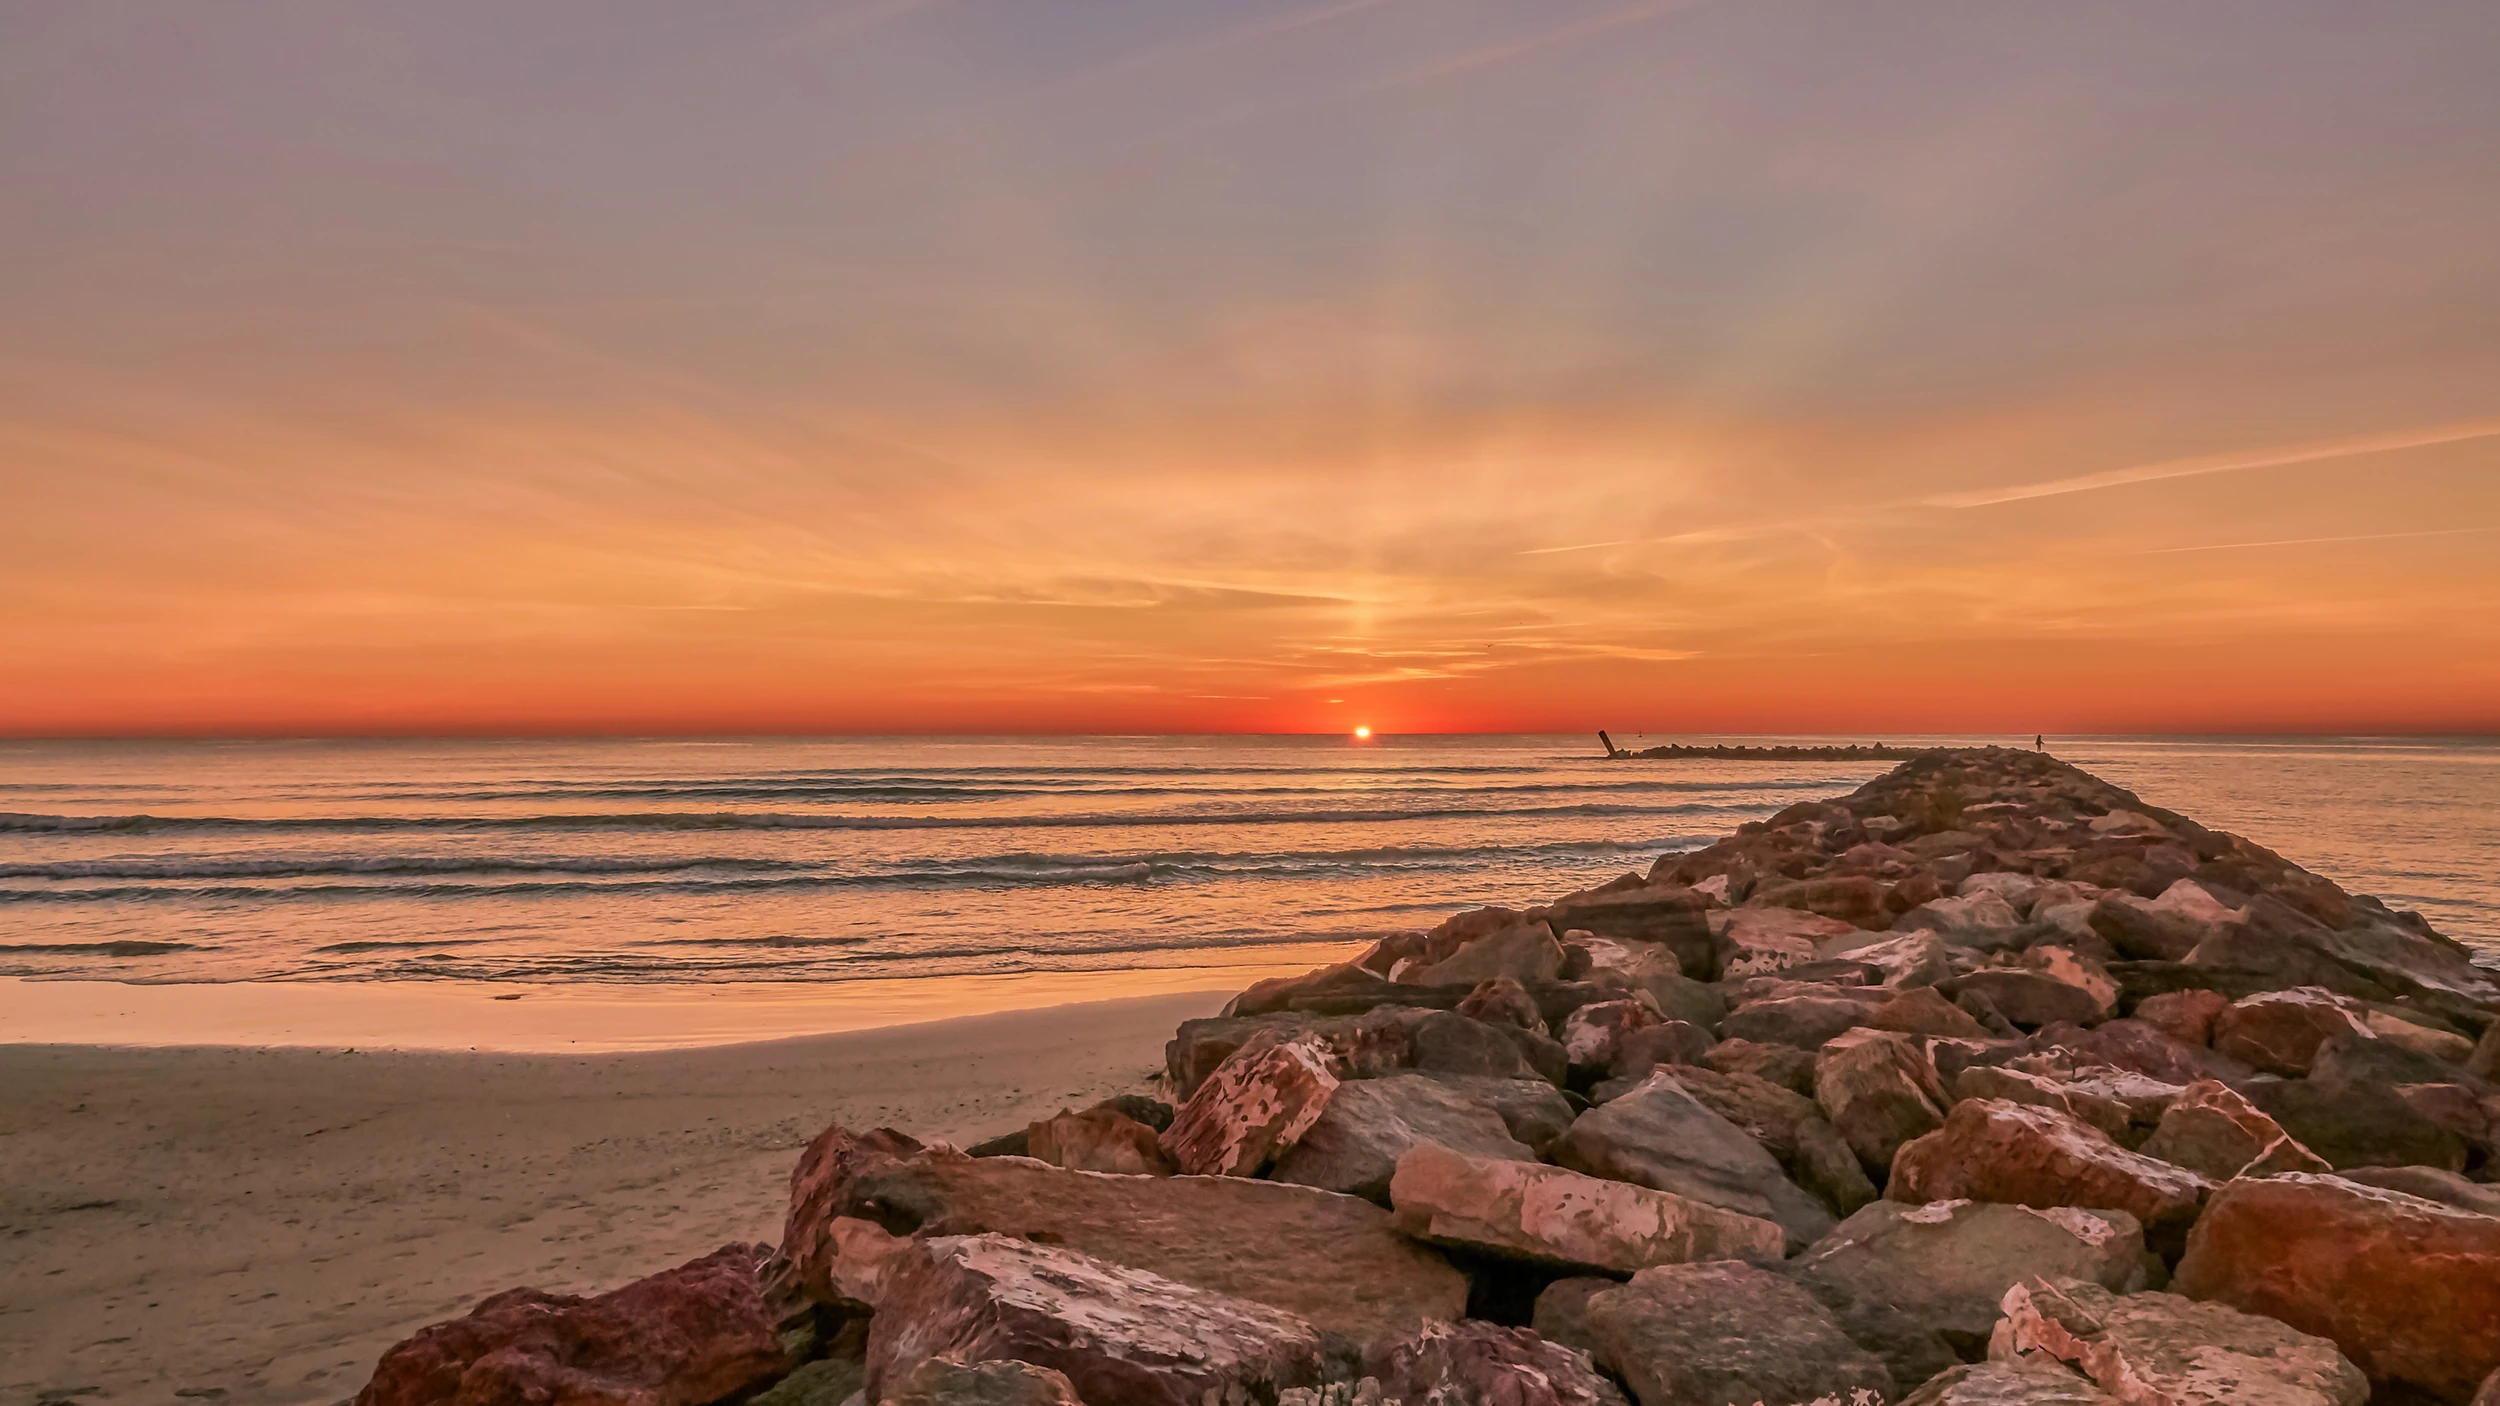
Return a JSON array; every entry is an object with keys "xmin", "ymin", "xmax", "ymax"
[
  {"xmin": 2211, "ymin": 987, "xmax": 2372, "ymax": 1076},
  {"xmin": 1990, "ymin": 1277, "xmax": 2367, "ymax": 1406},
  {"xmin": 1559, "ymin": 998, "xmax": 1660, "ymax": 1074},
  {"xmin": 1888, "ymin": 1099, "xmax": 2211, "ymax": 1240},
  {"xmin": 1715, "ymin": 906, "xmax": 1857, "ymax": 978},
  {"xmin": 1387, "ymin": 1142, "xmax": 1785, "ymax": 1275},
  {"xmin": 1816, "ymin": 1028, "xmax": 1950, "ymax": 1173},
  {"xmin": 1791, "ymin": 1199, "xmax": 2146, "ymax": 1387},
  {"xmin": 2136, "ymin": 1079, "xmax": 2328, "ymax": 1180},
  {"xmin": 864, "ymin": 1233, "xmax": 1326, "ymax": 1406},
  {"xmin": 1160, "ymin": 1029, "xmax": 1341, "ymax": 1176}
]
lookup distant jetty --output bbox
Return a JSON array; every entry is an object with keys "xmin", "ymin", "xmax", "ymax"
[{"xmin": 1598, "ymin": 729, "xmax": 1917, "ymax": 760}]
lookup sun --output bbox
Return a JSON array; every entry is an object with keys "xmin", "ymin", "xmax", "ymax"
[{"xmin": 1352, "ymin": 725, "xmax": 1373, "ymax": 739}]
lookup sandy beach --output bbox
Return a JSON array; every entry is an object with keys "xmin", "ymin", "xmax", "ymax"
[{"xmin": 0, "ymin": 990, "xmax": 1227, "ymax": 1406}]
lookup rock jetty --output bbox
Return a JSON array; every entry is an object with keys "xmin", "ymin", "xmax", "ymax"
[{"xmin": 352, "ymin": 748, "xmax": 2500, "ymax": 1406}]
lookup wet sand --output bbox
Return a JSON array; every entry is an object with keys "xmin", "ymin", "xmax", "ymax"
[{"xmin": 0, "ymin": 990, "xmax": 1225, "ymax": 1406}]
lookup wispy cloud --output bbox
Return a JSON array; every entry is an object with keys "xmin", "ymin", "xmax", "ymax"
[{"xmin": 1927, "ymin": 417, "xmax": 2500, "ymax": 509}]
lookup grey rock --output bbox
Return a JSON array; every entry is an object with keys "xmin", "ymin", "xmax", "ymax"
[
  {"xmin": 1553, "ymin": 1070, "xmax": 1838, "ymax": 1253},
  {"xmin": 1719, "ymin": 994, "xmax": 1872, "ymax": 1051},
  {"xmin": 1790, "ymin": 1199, "xmax": 2146, "ymax": 1387},
  {"xmin": 1417, "ymin": 922, "xmax": 1566, "ymax": 988},
  {"xmin": 1271, "ymin": 1074, "xmax": 1534, "ymax": 1204},
  {"xmin": 1417, "ymin": 1073, "xmax": 1577, "ymax": 1154},
  {"xmin": 1651, "ymin": 1064, "xmax": 1877, "ymax": 1218},
  {"xmin": 1704, "ymin": 1036, "xmax": 1821, "ymax": 1095},
  {"xmin": 749, "ymin": 1358, "xmax": 868, "ymax": 1406},
  {"xmin": 883, "ymin": 1357, "xmax": 1083, "ymax": 1406},
  {"xmin": 2243, "ymin": 1077, "xmax": 2469, "ymax": 1172},
  {"xmin": 1900, "ymin": 1360, "xmax": 2118, "ymax": 1405},
  {"xmin": 2311, "ymin": 1030, "xmax": 2477, "ymax": 1087},
  {"xmin": 1583, "ymin": 1261, "xmax": 1895, "ymax": 1406}
]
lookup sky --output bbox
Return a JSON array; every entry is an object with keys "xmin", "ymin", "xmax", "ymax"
[{"xmin": 4, "ymin": 0, "xmax": 2498, "ymax": 737}]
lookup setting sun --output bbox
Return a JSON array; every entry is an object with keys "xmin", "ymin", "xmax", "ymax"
[{"xmin": 1353, "ymin": 726, "xmax": 1373, "ymax": 739}]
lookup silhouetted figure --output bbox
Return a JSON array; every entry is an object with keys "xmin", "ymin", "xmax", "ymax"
[{"xmin": 2035, "ymin": 734, "xmax": 2044, "ymax": 752}]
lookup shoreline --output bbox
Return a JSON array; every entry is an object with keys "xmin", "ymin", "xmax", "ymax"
[
  {"xmin": 0, "ymin": 991, "xmax": 1225, "ymax": 1406},
  {"xmin": 0, "ymin": 950, "xmax": 1356, "ymax": 1053}
]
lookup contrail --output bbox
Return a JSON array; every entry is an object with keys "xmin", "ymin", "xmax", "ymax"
[
  {"xmin": 1926, "ymin": 416, "xmax": 2500, "ymax": 509},
  {"xmin": 2134, "ymin": 526, "xmax": 2497, "ymax": 555}
]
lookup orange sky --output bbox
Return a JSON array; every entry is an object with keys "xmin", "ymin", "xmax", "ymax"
[{"xmin": 4, "ymin": 2, "xmax": 2498, "ymax": 736}]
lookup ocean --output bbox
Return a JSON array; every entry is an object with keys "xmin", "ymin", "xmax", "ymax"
[{"xmin": 3, "ymin": 735, "xmax": 2495, "ymax": 992}]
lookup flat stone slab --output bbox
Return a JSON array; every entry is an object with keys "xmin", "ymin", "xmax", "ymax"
[
  {"xmin": 1992, "ymin": 1277, "xmax": 2367, "ymax": 1406},
  {"xmin": 1388, "ymin": 1142, "xmax": 1785, "ymax": 1275}
]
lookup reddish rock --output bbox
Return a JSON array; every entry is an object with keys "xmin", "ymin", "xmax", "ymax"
[
  {"xmin": 1815, "ymin": 1028, "xmax": 1950, "ymax": 1173},
  {"xmin": 2337, "ymin": 1165, "xmax": 2500, "ymax": 1217},
  {"xmin": 784, "ymin": 1124, "xmax": 926, "ymax": 1302},
  {"xmin": 2212, "ymin": 987, "xmax": 2372, "ymax": 1076},
  {"xmin": 1160, "ymin": 1028, "xmax": 1340, "ymax": 1176},
  {"xmin": 1388, "ymin": 1142, "xmax": 1786, "ymax": 1274},
  {"xmin": 1026, "ymin": 1107, "xmax": 1175, "ymax": 1175},
  {"xmin": 2356, "ymin": 1007, "xmax": 2476, "ymax": 1063},
  {"xmin": 1889, "ymin": 1098, "xmax": 2211, "ymax": 1237},
  {"xmin": 1869, "ymin": 984, "xmax": 1992, "ymax": 1038},
  {"xmin": 2478, "ymin": 1367, "xmax": 2500, "ymax": 1406},
  {"xmin": 1363, "ymin": 1319, "xmax": 1627, "ymax": 1406},
  {"xmin": 865, "ymin": 1234, "xmax": 1325, "ymax": 1406},
  {"xmin": 2137, "ymin": 1079, "xmax": 2328, "ymax": 1180},
  {"xmin": 1954, "ymin": 1065, "xmax": 2134, "ymax": 1143},
  {"xmin": 354, "ymin": 1245, "xmax": 788, "ymax": 1406},
  {"xmin": 2132, "ymin": 989, "xmax": 2229, "ymax": 1047},
  {"xmin": 1833, "ymin": 929, "xmax": 1956, "ymax": 988},
  {"xmin": 883, "ymin": 1356, "xmax": 1083, "ymax": 1406},
  {"xmin": 787, "ymin": 1132, "xmax": 1467, "ymax": 1344},
  {"xmin": 1942, "ymin": 967, "xmax": 2108, "ymax": 1029},
  {"xmin": 1605, "ymin": 1019, "xmax": 1714, "ymax": 1079},
  {"xmin": 1902, "ymin": 1359, "xmax": 2117, "ymax": 1405},
  {"xmin": 1992, "ymin": 1277, "xmax": 2366, "ymax": 1406},
  {"xmin": 2243, "ymin": 1077, "xmax": 2470, "ymax": 1172},
  {"xmin": 2032, "ymin": 1017, "xmax": 2242, "ymax": 1086},
  {"xmin": 1754, "ymin": 874, "xmax": 1893, "ymax": 929},
  {"xmin": 2175, "ymin": 1172, "xmax": 2500, "ymax": 1403}
]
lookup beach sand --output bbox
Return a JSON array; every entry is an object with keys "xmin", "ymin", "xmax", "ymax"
[{"xmin": 0, "ymin": 990, "xmax": 1228, "ymax": 1406}]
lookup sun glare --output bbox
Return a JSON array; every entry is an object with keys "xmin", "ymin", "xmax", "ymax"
[{"xmin": 1352, "ymin": 725, "xmax": 1372, "ymax": 739}]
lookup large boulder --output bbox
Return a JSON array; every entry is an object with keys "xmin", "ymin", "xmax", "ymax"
[
  {"xmin": 1606, "ymin": 1020, "xmax": 1715, "ymax": 1080},
  {"xmin": 1581, "ymin": 1261, "xmax": 1896, "ymax": 1406},
  {"xmin": 865, "ymin": 1234, "xmax": 1325, "ymax": 1406},
  {"xmin": 1714, "ymin": 906, "xmax": 1857, "ymax": 978},
  {"xmin": 1941, "ymin": 967, "xmax": 2109, "ymax": 1030},
  {"xmin": 1790, "ymin": 1200, "xmax": 2146, "ymax": 1388},
  {"xmin": 1992, "ymin": 1277, "xmax": 2367, "ymax": 1406},
  {"xmin": 1412, "ymin": 1009, "xmax": 1565, "ymax": 1084},
  {"xmin": 2336, "ymin": 1164, "xmax": 2500, "ymax": 1217},
  {"xmin": 1544, "ymin": 884, "xmax": 1715, "ymax": 978},
  {"xmin": 1954, "ymin": 1066, "xmax": 2134, "ymax": 1144},
  {"xmin": 1888, "ymin": 1099, "xmax": 2211, "ymax": 1240},
  {"xmin": 353, "ymin": 1245, "xmax": 790, "ymax": 1406},
  {"xmin": 2137, "ymin": 1079, "xmax": 2329, "ymax": 1180},
  {"xmin": 1900, "ymin": 1359, "xmax": 2118, "ymax": 1405},
  {"xmin": 1815, "ymin": 1029, "xmax": 1950, "ymax": 1174},
  {"xmin": 782, "ymin": 1130, "xmax": 1467, "ymax": 1345},
  {"xmin": 2132, "ymin": 989, "xmax": 2230, "ymax": 1047},
  {"xmin": 1387, "ymin": 1143, "xmax": 1785, "ymax": 1274},
  {"xmin": 1362, "ymin": 1319, "xmax": 1627, "ymax": 1406},
  {"xmin": 1417, "ymin": 1073, "xmax": 1578, "ymax": 1154},
  {"xmin": 2242, "ymin": 1077, "xmax": 2471, "ymax": 1172},
  {"xmin": 1651, "ymin": 1064, "xmax": 1877, "ymax": 1218},
  {"xmin": 1868, "ymin": 985, "xmax": 1993, "ymax": 1039},
  {"xmin": 1551, "ymin": 1070, "xmax": 1838, "ymax": 1253},
  {"xmin": 1270, "ymin": 1073, "xmax": 1533, "ymax": 1204},
  {"xmin": 2174, "ymin": 1172, "xmax": 2500, "ymax": 1403},
  {"xmin": 1161, "ymin": 1029, "xmax": 1340, "ymax": 1176},
  {"xmin": 2212, "ymin": 988, "xmax": 2373, "ymax": 1076},
  {"xmin": 1417, "ymin": 922, "xmax": 1567, "ymax": 987},
  {"xmin": 2032, "ymin": 1017, "xmax": 2246, "ymax": 1087},
  {"xmin": 2311, "ymin": 1028, "xmax": 2477, "ymax": 1086},
  {"xmin": 1456, "ymin": 974, "xmax": 1547, "ymax": 1031}
]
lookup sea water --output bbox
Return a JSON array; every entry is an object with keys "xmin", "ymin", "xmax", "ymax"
[{"xmin": 3, "ymin": 734, "xmax": 2494, "ymax": 991}]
